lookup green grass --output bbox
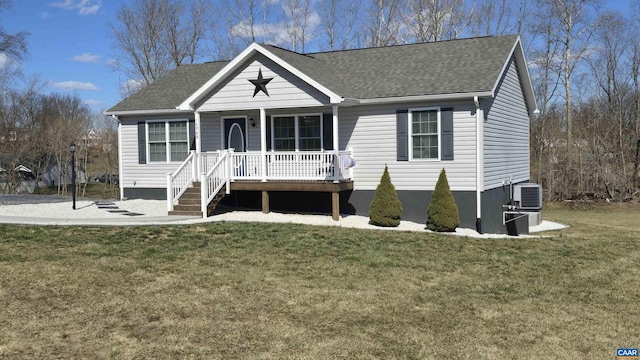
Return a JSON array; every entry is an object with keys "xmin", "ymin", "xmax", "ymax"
[{"xmin": 0, "ymin": 204, "xmax": 639, "ymax": 358}]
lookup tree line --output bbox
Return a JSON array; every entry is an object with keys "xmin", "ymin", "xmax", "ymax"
[
  {"xmin": 111, "ymin": 0, "xmax": 640, "ymax": 202},
  {"xmin": 0, "ymin": 2, "xmax": 118, "ymax": 196}
]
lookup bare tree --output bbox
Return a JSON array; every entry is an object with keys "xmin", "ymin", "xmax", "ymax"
[
  {"xmin": 470, "ymin": 0, "xmax": 530, "ymax": 36},
  {"xmin": 109, "ymin": 0, "xmax": 211, "ymax": 90},
  {"xmin": 281, "ymin": 0, "xmax": 316, "ymax": 52},
  {"xmin": 318, "ymin": 0, "xmax": 361, "ymax": 50},
  {"xmin": 537, "ymin": 0, "xmax": 598, "ymax": 198},
  {"xmin": 365, "ymin": 0, "xmax": 404, "ymax": 47},
  {"xmin": 404, "ymin": 0, "xmax": 475, "ymax": 42}
]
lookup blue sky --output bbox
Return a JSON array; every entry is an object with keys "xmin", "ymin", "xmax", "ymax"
[
  {"xmin": 3, "ymin": 0, "xmax": 121, "ymax": 112},
  {"xmin": 1, "ymin": 0, "xmax": 633, "ymax": 114}
]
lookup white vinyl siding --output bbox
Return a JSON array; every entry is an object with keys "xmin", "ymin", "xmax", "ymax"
[
  {"xmin": 198, "ymin": 53, "xmax": 329, "ymax": 112},
  {"xmin": 120, "ymin": 114, "xmax": 223, "ymax": 189},
  {"xmin": 483, "ymin": 56, "xmax": 530, "ymax": 190},
  {"xmin": 340, "ymin": 102, "xmax": 477, "ymax": 191}
]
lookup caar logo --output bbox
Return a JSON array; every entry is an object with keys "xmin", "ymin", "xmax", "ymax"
[{"xmin": 617, "ymin": 348, "xmax": 639, "ymax": 359}]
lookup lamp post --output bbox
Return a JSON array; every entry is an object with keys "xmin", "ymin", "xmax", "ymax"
[{"xmin": 70, "ymin": 142, "xmax": 76, "ymax": 210}]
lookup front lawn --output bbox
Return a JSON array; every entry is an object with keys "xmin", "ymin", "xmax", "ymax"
[{"xmin": 0, "ymin": 204, "xmax": 638, "ymax": 358}]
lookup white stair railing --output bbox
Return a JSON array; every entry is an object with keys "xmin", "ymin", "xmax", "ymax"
[
  {"xmin": 200, "ymin": 151, "xmax": 231, "ymax": 218},
  {"xmin": 167, "ymin": 150, "xmax": 197, "ymax": 211}
]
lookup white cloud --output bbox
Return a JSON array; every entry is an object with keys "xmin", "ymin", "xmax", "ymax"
[
  {"xmin": 230, "ymin": 9, "xmax": 322, "ymax": 48},
  {"xmin": 50, "ymin": 0, "xmax": 101, "ymax": 15},
  {"xmin": 41, "ymin": 11, "xmax": 51, "ymax": 19},
  {"xmin": 72, "ymin": 53, "xmax": 101, "ymax": 63},
  {"xmin": 104, "ymin": 58, "xmax": 118, "ymax": 67},
  {"xmin": 83, "ymin": 99, "xmax": 102, "ymax": 106},
  {"xmin": 0, "ymin": 53, "xmax": 12, "ymax": 70},
  {"xmin": 121, "ymin": 79, "xmax": 144, "ymax": 96},
  {"xmin": 51, "ymin": 81, "xmax": 100, "ymax": 91}
]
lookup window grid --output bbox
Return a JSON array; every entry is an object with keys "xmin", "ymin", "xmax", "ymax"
[
  {"xmin": 147, "ymin": 121, "xmax": 189, "ymax": 162},
  {"xmin": 411, "ymin": 110, "xmax": 439, "ymax": 159},
  {"xmin": 273, "ymin": 116, "xmax": 296, "ymax": 151},
  {"xmin": 298, "ymin": 115, "xmax": 321, "ymax": 151},
  {"xmin": 272, "ymin": 114, "xmax": 322, "ymax": 151}
]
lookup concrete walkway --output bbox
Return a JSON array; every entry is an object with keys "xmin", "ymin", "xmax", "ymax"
[{"xmin": 0, "ymin": 196, "xmax": 568, "ymax": 237}]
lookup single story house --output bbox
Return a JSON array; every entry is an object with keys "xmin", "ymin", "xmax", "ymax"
[{"xmin": 105, "ymin": 35, "xmax": 538, "ymax": 234}]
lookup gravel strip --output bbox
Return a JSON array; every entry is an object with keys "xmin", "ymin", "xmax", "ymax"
[{"xmin": 0, "ymin": 199, "xmax": 567, "ymax": 238}]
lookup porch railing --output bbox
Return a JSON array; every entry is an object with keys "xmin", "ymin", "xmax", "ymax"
[
  {"xmin": 166, "ymin": 150, "xmax": 197, "ymax": 211},
  {"xmin": 201, "ymin": 151, "xmax": 231, "ymax": 216},
  {"xmin": 168, "ymin": 148, "xmax": 354, "ymax": 215}
]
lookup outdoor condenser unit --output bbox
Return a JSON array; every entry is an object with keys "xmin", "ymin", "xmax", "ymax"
[
  {"xmin": 512, "ymin": 183, "xmax": 543, "ymax": 226},
  {"xmin": 514, "ymin": 183, "xmax": 543, "ymax": 210}
]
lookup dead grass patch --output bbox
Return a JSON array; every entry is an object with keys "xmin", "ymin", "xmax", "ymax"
[{"xmin": 0, "ymin": 210, "xmax": 639, "ymax": 358}]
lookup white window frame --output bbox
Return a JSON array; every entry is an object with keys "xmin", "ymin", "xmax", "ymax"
[
  {"xmin": 408, "ymin": 107, "xmax": 441, "ymax": 161},
  {"xmin": 271, "ymin": 113, "xmax": 323, "ymax": 151},
  {"xmin": 146, "ymin": 119, "xmax": 190, "ymax": 163}
]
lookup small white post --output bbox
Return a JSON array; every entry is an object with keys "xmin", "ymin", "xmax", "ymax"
[
  {"xmin": 166, "ymin": 173, "xmax": 173, "ymax": 212},
  {"xmin": 332, "ymin": 105, "xmax": 339, "ymax": 152},
  {"xmin": 347, "ymin": 147, "xmax": 354, "ymax": 180},
  {"xmin": 195, "ymin": 111, "xmax": 202, "ymax": 176},
  {"xmin": 228, "ymin": 148, "xmax": 235, "ymax": 182},
  {"xmin": 225, "ymin": 152, "xmax": 231, "ymax": 194},
  {"xmin": 260, "ymin": 108, "xmax": 267, "ymax": 182},
  {"xmin": 200, "ymin": 173, "xmax": 207, "ymax": 218},
  {"xmin": 333, "ymin": 151, "xmax": 340, "ymax": 183},
  {"xmin": 190, "ymin": 150, "xmax": 197, "ymax": 182}
]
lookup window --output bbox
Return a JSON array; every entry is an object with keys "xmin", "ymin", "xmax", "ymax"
[
  {"xmin": 147, "ymin": 120, "xmax": 189, "ymax": 162},
  {"xmin": 410, "ymin": 109, "xmax": 439, "ymax": 159},
  {"xmin": 272, "ymin": 114, "xmax": 322, "ymax": 151},
  {"xmin": 273, "ymin": 116, "xmax": 295, "ymax": 150}
]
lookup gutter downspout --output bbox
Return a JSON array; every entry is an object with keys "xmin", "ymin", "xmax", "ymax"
[
  {"xmin": 474, "ymin": 96, "xmax": 483, "ymax": 233},
  {"xmin": 112, "ymin": 115, "xmax": 124, "ymax": 201}
]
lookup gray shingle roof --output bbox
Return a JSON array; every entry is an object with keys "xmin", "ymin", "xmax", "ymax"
[
  {"xmin": 108, "ymin": 61, "xmax": 228, "ymax": 112},
  {"xmin": 107, "ymin": 35, "xmax": 518, "ymax": 113}
]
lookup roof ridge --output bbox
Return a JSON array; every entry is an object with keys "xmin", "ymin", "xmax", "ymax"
[{"xmin": 306, "ymin": 34, "xmax": 517, "ymax": 55}]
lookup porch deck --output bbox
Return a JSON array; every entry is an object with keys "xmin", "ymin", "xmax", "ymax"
[{"xmin": 167, "ymin": 149, "xmax": 355, "ymax": 219}]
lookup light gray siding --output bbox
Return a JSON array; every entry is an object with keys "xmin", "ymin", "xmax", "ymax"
[
  {"xmin": 200, "ymin": 113, "xmax": 221, "ymax": 151},
  {"xmin": 483, "ymin": 56, "xmax": 530, "ymax": 190},
  {"xmin": 120, "ymin": 114, "xmax": 191, "ymax": 189},
  {"xmin": 339, "ymin": 102, "xmax": 477, "ymax": 191},
  {"xmin": 198, "ymin": 54, "xmax": 329, "ymax": 112}
]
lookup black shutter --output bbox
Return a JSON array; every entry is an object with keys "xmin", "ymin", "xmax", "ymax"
[
  {"xmin": 323, "ymin": 113, "xmax": 333, "ymax": 150},
  {"xmin": 188, "ymin": 120, "xmax": 195, "ymax": 151},
  {"xmin": 441, "ymin": 107, "xmax": 454, "ymax": 161},
  {"xmin": 396, "ymin": 110, "xmax": 408, "ymax": 161},
  {"xmin": 266, "ymin": 116, "xmax": 272, "ymax": 151},
  {"xmin": 137, "ymin": 121, "xmax": 146, "ymax": 164}
]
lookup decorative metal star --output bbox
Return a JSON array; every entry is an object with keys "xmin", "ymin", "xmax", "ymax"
[{"xmin": 248, "ymin": 68, "xmax": 273, "ymax": 97}]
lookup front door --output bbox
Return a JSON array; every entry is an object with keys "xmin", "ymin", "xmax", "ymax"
[{"xmin": 224, "ymin": 118, "xmax": 246, "ymax": 152}]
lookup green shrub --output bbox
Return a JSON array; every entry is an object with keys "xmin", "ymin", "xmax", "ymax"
[
  {"xmin": 427, "ymin": 169, "xmax": 460, "ymax": 232},
  {"xmin": 369, "ymin": 165, "xmax": 403, "ymax": 227}
]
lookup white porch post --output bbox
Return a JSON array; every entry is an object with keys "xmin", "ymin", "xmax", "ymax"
[
  {"xmin": 332, "ymin": 105, "xmax": 340, "ymax": 183},
  {"xmin": 332, "ymin": 105, "xmax": 339, "ymax": 151},
  {"xmin": 194, "ymin": 111, "xmax": 202, "ymax": 177},
  {"xmin": 260, "ymin": 108, "xmax": 267, "ymax": 182}
]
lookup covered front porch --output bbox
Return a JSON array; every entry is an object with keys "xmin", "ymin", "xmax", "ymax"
[{"xmin": 168, "ymin": 145, "xmax": 355, "ymax": 219}]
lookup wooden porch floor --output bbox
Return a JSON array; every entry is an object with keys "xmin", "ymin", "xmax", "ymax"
[{"xmin": 229, "ymin": 180, "xmax": 353, "ymax": 192}]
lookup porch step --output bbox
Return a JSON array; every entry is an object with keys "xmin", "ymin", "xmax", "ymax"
[{"xmin": 168, "ymin": 182, "xmax": 226, "ymax": 217}]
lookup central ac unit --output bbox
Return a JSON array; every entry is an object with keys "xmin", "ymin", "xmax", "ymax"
[{"xmin": 514, "ymin": 183, "xmax": 542, "ymax": 210}]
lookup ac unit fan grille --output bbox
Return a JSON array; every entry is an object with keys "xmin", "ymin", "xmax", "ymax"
[{"xmin": 520, "ymin": 187, "xmax": 541, "ymax": 208}]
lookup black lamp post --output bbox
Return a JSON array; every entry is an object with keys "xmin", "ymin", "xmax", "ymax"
[{"xmin": 70, "ymin": 142, "xmax": 76, "ymax": 210}]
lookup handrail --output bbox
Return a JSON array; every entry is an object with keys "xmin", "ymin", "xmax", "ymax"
[
  {"xmin": 167, "ymin": 150, "xmax": 196, "ymax": 211},
  {"xmin": 200, "ymin": 151, "xmax": 230, "ymax": 217}
]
